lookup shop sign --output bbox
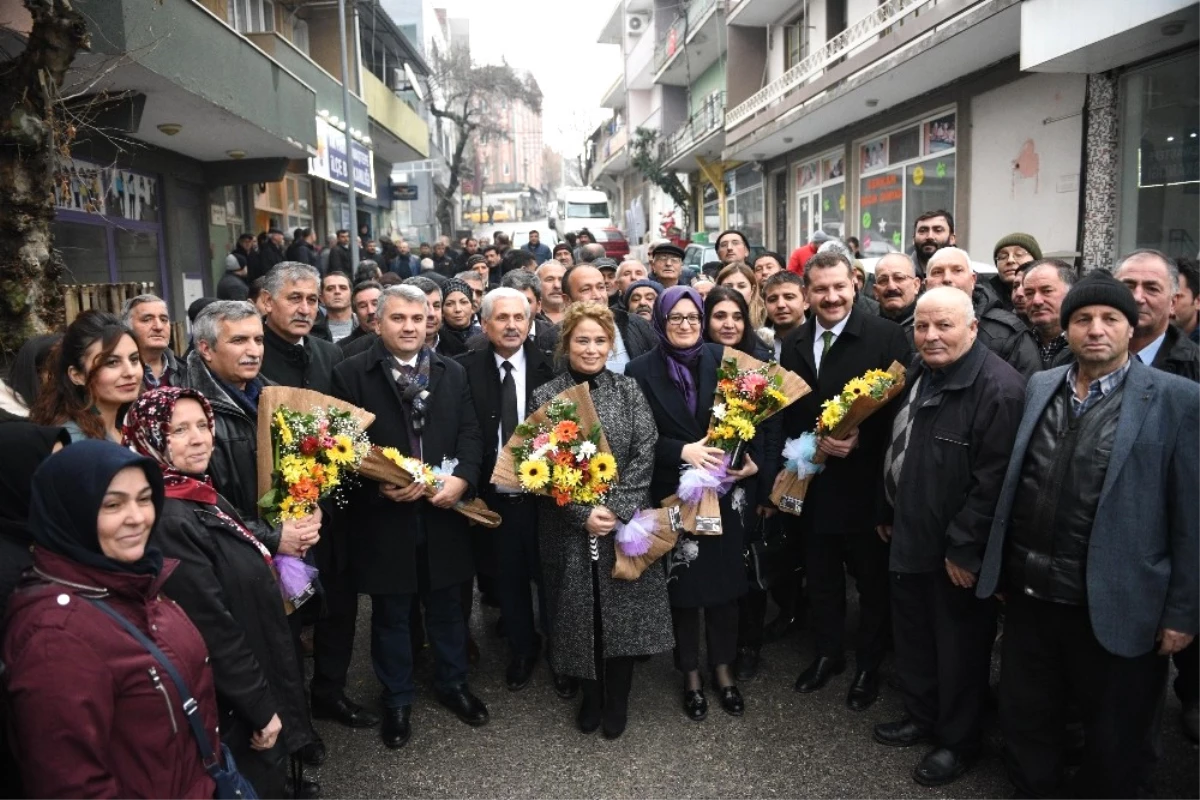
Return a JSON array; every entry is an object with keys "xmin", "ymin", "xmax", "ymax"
[
  {"xmin": 310, "ymin": 116, "xmax": 376, "ymax": 197},
  {"xmin": 54, "ymin": 156, "xmax": 159, "ymax": 222},
  {"xmin": 392, "ymin": 184, "xmax": 419, "ymax": 201}
]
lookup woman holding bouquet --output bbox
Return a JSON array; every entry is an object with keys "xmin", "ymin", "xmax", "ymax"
[
  {"xmin": 534, "ymin": 303, "xmax": 673, "ymax": 740},
  {"xmin": 123, "ymin": 387, "xmax": 319, "ymax": 798},
  {"xmin": 626, "ymin": 286, "xmax": 763, "ymax": 721}
]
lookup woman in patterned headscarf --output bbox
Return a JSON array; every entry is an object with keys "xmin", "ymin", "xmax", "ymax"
[{"xmin": 122, "ymin": 386, "xmax": 318, "ymax": 799}]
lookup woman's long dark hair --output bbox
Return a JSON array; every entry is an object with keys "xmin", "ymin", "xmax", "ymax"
[
  {"xmin": 9, "ymin": 333, "xmax": 62, "ymax": 409},
  {"xmin": 704, "ymin": 286, "xmax": 761, "ymax": 356},
  {"xmin": 29, "ymin": 311, "xmax": 135, "ymax": 440}
]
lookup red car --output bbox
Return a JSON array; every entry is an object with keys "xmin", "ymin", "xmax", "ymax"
[{"xmin": 596, "ymin": 227, "xmax": 630, "ymax": 261}]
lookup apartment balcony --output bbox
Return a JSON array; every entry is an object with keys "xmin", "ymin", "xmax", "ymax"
[
  {"xmin": 601, "ymin": 73, "xmax": 627, "ymax": 110},
  {"xmin": 362, "ymin": 70, "xmax": 429, "ymax": 164},
  {"xmin": 45, "ymin": 0, "xmax": 315, "ymax": 167},
  {"xmin": 661, "ymin": 92, "xmax": 725, "ymax": 172},
  {"xmin": 727, "ymin": 0, "xmax": 798, "ymax": 27},
  {"xmin": 724, "ymin": 0, "xmax": 1021, "ymax": 161},
  {"xmin": 595, "ymin": 123, "xmax": 630, "ymax": 177},
  {"xmin": 246, "ymin": 31, "xmax": 369, "ymax": 141},
  {"xmin": 626, "ymin": 21, "xmax": 657, "ymax": 90},
  {"xmin": 598, "ymin": 0, "xmax": 623, "ymax": 45},
  {"xmin": 653, "ymin": 0, "xmax": 723, "ymax": 87}
]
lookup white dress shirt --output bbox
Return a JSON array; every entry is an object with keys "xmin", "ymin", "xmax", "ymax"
[
  {"xmin": 813, "ymin": 312, "xmax": 851, "ymax": 374},
  {"xmin": 1135, "ymin": 330, "xmax": 1167, "ymax": 367},
  {"xmin": 607, "ymin": 324, "xmax": 630, "ymax": 374},
  {"xmin": 494, "ymin": 347, "xmax": 527, "ymax": 493}
]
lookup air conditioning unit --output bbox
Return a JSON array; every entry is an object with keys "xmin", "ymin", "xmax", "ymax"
[
  {"xmin": 390, "ymin": 67, "xmax": 406, "ymax": 91},
  {"xmin": 626, "ymin": 13, "xmax": 649, "ymax": 36}
]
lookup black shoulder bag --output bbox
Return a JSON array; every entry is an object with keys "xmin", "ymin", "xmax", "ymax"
[
  {"xmin": 745, "ymin": 513, "xmax": 803, "ymax": 593},
  {"xmin": 85, "ymin": 598, "xmax": 259, "ymax": 800}
]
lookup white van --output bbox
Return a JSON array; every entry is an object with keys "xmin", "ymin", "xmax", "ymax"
[{"xmin": 556, "ymin": 189, "xmax": 613, "ymax": 237}]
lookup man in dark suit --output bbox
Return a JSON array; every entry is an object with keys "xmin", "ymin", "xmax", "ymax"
[
  {"xmin": 331, "ymin": 284, "xmax": 488, "ymax": 750},
  {"xmin": 976, "ymin": 271, "xmax": 1198, "ymax": 798},
  {"xmin": 777, "ymin": 251, "xmax": 912, "ymax": 712},
  {"xmin": 561, "ymin": 264, "xmax": 656, "ymax": 373},
  {"xmin": 873, "ymin": 287, "xmax": 1026, "ymax": 787},
  {"xmin": 258, "ymin": 263, "xmax": 344, "ymax": 393},
  {"xmin": 457, "ymin": 287, "xmax": 567, "ymax": 696}
]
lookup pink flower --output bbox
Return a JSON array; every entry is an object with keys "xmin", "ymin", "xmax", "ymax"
[
  {"xmin": 738, "ymin": 373, "xmax": 768, "ymax": 399},
  {"xmin": 532, "ymin": 432, "xmax": 550, "ymax": 450}
]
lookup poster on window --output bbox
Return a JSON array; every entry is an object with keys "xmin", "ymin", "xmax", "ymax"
[
  {"xmin": 860, "ymin": 138, "xmax": 888, "ymax": 173},
  {"xmin": 925, "ymin": 114, "xmax": 956, "ymax": 153},
  {"xmin": 797, "ymin": 161, "xmax": 819, "ymax": 191},
  {"xmin": 905, "ymin": 155, "xmax": 955, "ymax": 251},
  {"xmin": 54, "ymin": 158, "xmax": 159, "ymax": 222},
  {"xmin": 858, "ymin": 170, "xmax": 905, "ymax": 251}
]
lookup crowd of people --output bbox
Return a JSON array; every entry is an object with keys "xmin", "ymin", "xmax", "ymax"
[{"xmin": 0, "ymin": 211, "xmax": 1196, "ymax": 798}]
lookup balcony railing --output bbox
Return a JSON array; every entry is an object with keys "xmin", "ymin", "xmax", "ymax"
[
  {"xmin": 653, "ymin": 0, "xmax": 720, "ymax": 72},
  {"xmin": 726, "ymin": 0, "xmax": 945, "ymax": 129},
  {"xmin": 661, "ymin": 91, "xmax": 725, "ymax": 162}
]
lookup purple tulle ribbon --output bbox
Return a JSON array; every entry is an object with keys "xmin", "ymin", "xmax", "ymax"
[
  {"xmin": 615, "ymin": 509, "xmax": 658, "ymax": 557},
  {"xmin": 275, "ymin": 554, "xmax": 318, "ymax": 609},
  {"xmin": 677, "ymin": 456, "xmax": 734, "ymax": 504}
]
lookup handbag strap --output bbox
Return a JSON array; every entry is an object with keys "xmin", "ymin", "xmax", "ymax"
[{"xmin": 83, "ymin": 597, "xmax": 220, "ymax": 769}]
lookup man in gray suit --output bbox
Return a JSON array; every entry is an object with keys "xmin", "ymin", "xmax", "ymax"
[{"xmin": 976, "ymin": 270, "xmax": 1198, "ymax": 798}]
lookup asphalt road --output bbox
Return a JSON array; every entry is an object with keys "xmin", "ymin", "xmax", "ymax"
[{"xmin": 305, "ymin": 596, "xmax": 1199, "ymax": 799}]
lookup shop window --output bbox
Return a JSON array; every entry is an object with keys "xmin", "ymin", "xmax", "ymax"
[
  {"xmin": 52, "ymin": 221, "xmax": 111, "ymax": 284},
  {"xmin": 856, "ymin": 110, "xmax": 957, "ymax": 253},
  {"xmin": 229, "ymin": 0, "xmax": 274, "ymax": 34},
  {"xmin": 784, "ymin": 11, "xmax": 810, "ymax": 71},
  {"xmin": 292, "ymin": 18, "xmax": 310, "ymax": 54},
  {"xmin": 795, "ymin": 149, "xmax": 846, "ymax": 245},
  {"xmin": 114, "ymin": 229, "xmax": 161, "ymax": 286},
  {"xmin": 1118, "ymin": 51, "xmax": 1199, "ymax": 259}
]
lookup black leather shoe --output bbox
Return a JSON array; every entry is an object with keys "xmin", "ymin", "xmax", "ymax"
[
  {"xmin": 299, "ymin": 738, "xmax": 326, "ymax": 766},
  {"xmin": 436, "ymin": 686, "xmax": 489, "ymax": 727},
  {"xmin": 733, "ymin": 647, "xmax": 760, "ymax": 681},
  {"xmin": 846, "ymin": 669, "xmax": 880, "ymax": 711},
  {"xmin": 913, "ymin": 747, "xmax": 971, "ymax": 787},
  {"xmin": 554, "ymin": 672, "xmax": 580, "ymax": 700},
  {"xmin": 683, "ymin": 688, "xmax": 708, "ymax": 722},
  {"xmin": 311, "ymin": 694, "xmax": 381, "ymax": 728},
  {"xmin": 1183, "ymin": 700, "xmax": 1199, "ymax": 743},
  {"xmin": 287, "ymin": 776, "xmax": 321, "ymax": 799},
  {"xmin": 505, "ymin": 655, "xmax": 537, "ymax": 691},
  {"xmin": 873, "ymin": 717, "xmax": 932, "ymax": 747},
  {"xmin": 577, "ymin": 684, "xmax": 602, "ymax": 734},
  {"xmin": 793, "ymin": 656, "xmax": 845, "ymax": 693},
  {"xmin": 717, "ymin": 685, "xmax": 744, "ymax": 716},
  {"xmin": 380, "ymin": 706, "xmax": 411, "ymax": 749},
  {"xmin": 602, "ymin": 713, "xmax": 627, "ymax": 740}
]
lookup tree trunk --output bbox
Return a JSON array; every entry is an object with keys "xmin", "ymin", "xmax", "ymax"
[
  {"xmin": 0, "ymin": 0, "xmax": 89, "ymax": 356},
  {"xmin": 435, "ymin": 117, "xmax": 472, "ymax": 237}
]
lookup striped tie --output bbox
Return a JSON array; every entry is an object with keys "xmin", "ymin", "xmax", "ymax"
[{"xmin": 883, "ymin": 376, "xmax": 922, "ymax": 507}]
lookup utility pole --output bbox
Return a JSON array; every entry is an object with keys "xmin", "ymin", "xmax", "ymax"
[{"xmin": 338, "ymin": 0, "xmax": 359, "ymax": 266}]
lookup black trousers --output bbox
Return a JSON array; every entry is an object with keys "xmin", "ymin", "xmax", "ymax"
[
  {"xmin": 804, "ymin": 528, "xmax": 890, "ymax": 672},
  {"xmin": 579, "ymin": 562, "xmax": 635, "ymax": 721},
  {"xmin": 1175, "ymin": 639, "xmax": 1198, "ymax": 704},
  {"xmin": 487, "ymin": 494, "xmax": 547, "ymax": 658},
  {"xmin": 672, "ymin": 599, "xmax": 739, "ymax": 673},
  {"xmin": 998, "ymin": 593, "xmax": 1168, "ymax": 798},
  {"xmin": 311, "ymin": 567, "xmax": 359, "ymax": 703},
  {"xmin": 891, "ymin": 570, "xmax": 996, "ymax": 751}
]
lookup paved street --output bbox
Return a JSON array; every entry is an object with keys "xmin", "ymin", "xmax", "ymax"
[{"xmin": 307, "ymin": 596, "xmax": 1200, "ymax": 798}]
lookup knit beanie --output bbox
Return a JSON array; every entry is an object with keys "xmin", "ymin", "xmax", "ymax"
[
  {"xmin": 622, "ymin": 278, "xmax": 665, "ymax": 308},
  {"xmin": 1058, "ymin": 269, "xmax": 1139, "ymax": 329},
  {"xmin": 442, "ymin": 278, "xmax": 473, "ymax": 303},
  {"xmin": 993, "ymin": 233, "xmax": 1043, "ymax": 261}
]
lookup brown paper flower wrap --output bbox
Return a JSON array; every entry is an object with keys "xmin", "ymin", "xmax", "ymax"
[
  {"xmin": 672, "ymin": 348, "xmax": 811, "ymax": 535},
  {"xmin": 491, "ymin": 383, "xmax": 616, "ymax": 506},
  {"xmin": 357, "ymin": 446, "xmax": 501, "ymax": 528},
  {"xmin": 611, "ymin": 506, "xmax": 685, "ymax": 581},
  {"xmin": 770, "ymin": 361, "xmax": 907, "ymax": 516}
]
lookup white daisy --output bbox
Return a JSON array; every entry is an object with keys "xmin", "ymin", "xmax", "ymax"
[
  {"xmin": 576, "ymin": 440, "xmax": 598, "ymax": 458},
  {"xmin": 712, "ymin": 402, "xmax": 727, "ymax": 420}
]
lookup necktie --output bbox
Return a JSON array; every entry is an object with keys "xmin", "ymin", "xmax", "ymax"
[
  {"xmin": 821, "ymin": 330, "xmax": 835, "ymax": 357},
  {"xmin": 500, "ymin": 361, "xmax": 518, "ymax": 445},
  {"xmin": 884, "ymin": 376, "xmax": 922, "ymax": 507}
]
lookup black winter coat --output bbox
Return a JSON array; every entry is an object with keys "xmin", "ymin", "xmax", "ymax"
[
  {"xmin": 879, "ymin": 341, "xmax": 1026, "ymax": 574},
  {"xmin": 154, "ymin": 497, "xmax": 316, "ymax": 761},
  {"xmin": 626, "ymin": 344, "xmax": 757, "ymax": 608},
  {"xmin": 1150, "ymin": 324, "xmax": 1200, "ymax": 383},
  {"xmin": 613, "ymin": 308, "xmax": 657, "ymax": 361},
  {"xmin": 327, "ymin": 245, "xmax": 353, "ymax": 277},
  {"xmin": 181, "ymin": 351, "xmax": 281, "ymax": 552},
  {"xmin": 217, "ymin": 271, "xmax": 250, "ymax": 301},
  {"xmin": 254, "ymin": 241, "xmax": 285, "ymax": 281},
  {"xmin": 331, "ymin": 339, "xmax": 483, "ymax": 594},
  {"xmin": 259, "ymin": 326, "xmax": 344, "ymax": 395},
  {"xmin": 974, "ymin": 286, "xmax": 1041, "ymax": 378},
  {"xmin": 779, "ymin": 309, "xmax": 913, "ymax": 534}
]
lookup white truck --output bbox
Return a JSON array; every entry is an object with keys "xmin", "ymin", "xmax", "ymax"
[{"xmin": 552, "ymin": 189, "xmax": 613, "ymax": 238}]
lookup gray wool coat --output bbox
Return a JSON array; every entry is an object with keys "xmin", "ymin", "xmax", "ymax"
[{"xmin": 532, "ymin": 370, "xmax": 675, "ymax": 679}]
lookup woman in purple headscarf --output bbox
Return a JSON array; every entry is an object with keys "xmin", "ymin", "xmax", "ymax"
[{"xmin": 626, "ymin": 285, "xmax": 764, "ymax": 722}]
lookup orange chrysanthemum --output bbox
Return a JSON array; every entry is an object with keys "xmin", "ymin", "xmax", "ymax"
[
  {"xmin": 553, "ymin": 488, "xmax": 573, "ymax": 507},
  {"xmin": 553, "ymin": 450, "xmax": 575, "ymax": 468}
]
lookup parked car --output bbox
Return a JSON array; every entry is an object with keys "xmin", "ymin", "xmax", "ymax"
[
  {"xmin": 595, "ymin": 227, "xmax": 630, "ymax": 261},
  {"xmin": 857, "ymin": 256, "xmax": 998, "ymax": 275},
  {"xmin": 682, "ymin": 243, "xmax": 767, "ymax": 271}
]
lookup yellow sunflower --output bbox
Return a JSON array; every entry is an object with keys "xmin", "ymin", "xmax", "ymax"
[
  {"xmin": 843, "ymin": 378, "xmax": 873, "ymax": 400},
  {"xmin": 820, "ymin": 398, "xmax": 846, "ymax": 431},
  {"xmin": 589, "ymin": 452, "xmax": 618, "ymax": 483},
  {"xmin": 327, "ymin": 435, "xmax": 356, "ymax": 464},
  {"xmin": 518, "ymin": 458, "xmax": 551, "ymax": 491},
  {"xmin": 380, "ymin": 446, "xmax": 403, "ymax": 466}
]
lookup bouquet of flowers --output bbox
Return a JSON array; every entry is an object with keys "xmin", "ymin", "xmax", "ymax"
[
  {"xmin": 770, "ymin": 362, "xmax": 907, "ymax": 516},
  {"xmin": 491, "ymin": 383, "xmax": 618, "ymax": 507},
  {"xmin": 255, "ymin": 387, "xmax": 375, "ymax": 611},
  {"xmin": 611, "ymin": 506, "xmax": 684, "ymax": 581},
  {"xmin": 666, "ymin": 348, "xmax": 810, "ymax": 536},
  {"xmin": 356, "ymin": 446, "xmax": 502, "ymax": 528}
]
